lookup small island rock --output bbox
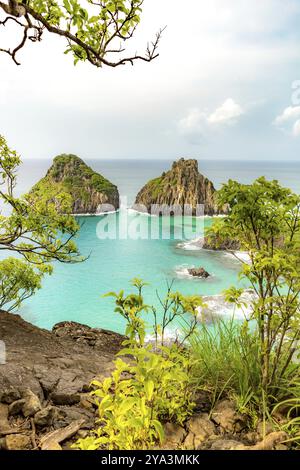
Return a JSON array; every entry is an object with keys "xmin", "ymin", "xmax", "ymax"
[
  {"xmin": 31, "ymin": 154, "xmax": 119, "ymax": 214},
  {"xmin": 188, "ymin": 267, "xmax": 210, "ymax": 278},
  {"xmin": 133, "ymin": 158, "xmax": 228, "ymax": 216}
]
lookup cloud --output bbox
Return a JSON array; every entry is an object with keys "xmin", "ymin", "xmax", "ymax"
[
  {"xmin": 207, "ymin": 99, "xmax": 244, "ymax": 125},
  {"xmin": 274, "ymin": 106, "xmax": 300, "ymax": 136},
  {"xmin": 178, "ymin": 99, "xmax": 244, "ymax": 142},
  {"xmin": 292, "ymin": 119, "xmax": 300, "ymax": 137},
  {"xmin": 1, "ymin": 0, "xmax": 300, "ymax": 159}
]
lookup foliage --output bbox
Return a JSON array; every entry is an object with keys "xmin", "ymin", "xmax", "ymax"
[
  {"xmin": 32, "ymin": 154, "xmax": 118, "ymax": 211},
  {"xmin": 189, "ymin": 319, "xmax": 261, "ymax": 420},
  {"xmin": 0, "ymin": 257, "xmax": 46, "ymax": 311},
  {"xmin": 204, "ymin": 217, "xmax": 241, "ymax": 250},
  {"xmin": 0, "ymin": 135, "xmax": 82, "ymax": 310},
  {"xmin": 209, "ymin": 177, "xmax": 300, "ymax": 402},
  {"xmin": 105, "ymin": 277, "xmax": 204, "ymax": 348},
  {"xmin": 75, "ymin": 279, "xmax": 197, "ymax": 450},
  {"xmin": 0, "ymin": 0, "xmax": 163, "ymax": 67},
  {"xmin": 272, "ymin": 378, "xmax": 300, "ymax": 445},
  {"xmin": 77, "ymin": 342, "xmax": 195, "ymax": 450}
]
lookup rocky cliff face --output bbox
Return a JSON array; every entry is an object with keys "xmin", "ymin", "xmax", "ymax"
[
  {"xmin": 31, "ymin": 155, "xmax": 119, "ymax": 214},
  {"xmin": 134, "ymin": 158, "xmax": 227, "ymax": 216}
]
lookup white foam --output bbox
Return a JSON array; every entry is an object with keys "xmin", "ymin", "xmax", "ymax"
[
  {"xmin": 177, "ymin": 237, "xmax": 204, "ymax": 251},
  {"xmin": 74, "ymin": 209, "xmax": 119, "ymax": 217},
  {"xmin": 224, "ymin": 251, "xmax": 251, "ymax": 264},
  {"xmin": 197, "ymin": 289, "xmax": 257, "ymax": 322},
  {"xmin": 145, "ymin": 327, "xmax": 181, "ymax": 345},
  {"xmin": 174, "ymin": 265, "xmax": 194, "ymax": 278},
  {"xmin": 127, "ymin": 208, "xmax": 159, "ymax": 217}
]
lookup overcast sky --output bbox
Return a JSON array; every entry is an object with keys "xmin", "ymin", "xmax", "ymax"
[{"xmin": 1, "ymin": 0, "xmax": 300, "ymax": 160}]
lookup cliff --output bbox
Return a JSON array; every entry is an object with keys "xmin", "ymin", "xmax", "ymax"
[
  {"xmin": 31, "ymin": 155, "xmax": 119, "ymax": 214},
  {"xmin": 133, "ymin": 158, "xmax": 227, "ymax": 216},
  {"xmin": 0, "ymin": 310, "xmax": 124, "ymax": 450}
]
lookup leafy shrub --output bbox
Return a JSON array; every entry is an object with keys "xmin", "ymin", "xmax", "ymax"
[
  {"xmin": 210, "ymin": 178, "xmax": 300, "ymax": 400},
  {"xmin": 75, "ymin": 279, "xmax": 197, "ymax": 450},
  {"xmin": 77, "ymin": 342, "xmax": 195, "ymax": 450},
  {"xmin": 105, "ymin": 278, "xmax": 203, "ymax": 348}
]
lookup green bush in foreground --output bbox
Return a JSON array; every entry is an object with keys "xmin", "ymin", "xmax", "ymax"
[
  {"xmin": 208, "ymin": 178, "xmax": 300, "ymax": 402},
  {"xmin": 75, "ymin": 280, "xmax": 197, "ymax": 450}
]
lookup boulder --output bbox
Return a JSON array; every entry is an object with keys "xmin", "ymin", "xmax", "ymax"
[
  {"xmin": 210, "ymin": 439, "xmax": 244, "ymax": 450},
  {"xmin": 0, "ymin": 403, "xmax": 10, "ymax": 434},
  {"xmin": 50, "ymin": 392, "xmax": 81, "ymax": 406},
  {"xmin": 4, "ymin": 434, "xmax": 32, "ymax": 450},
  {"xmin": 0, "ymin": 311, "xmax": 124, "ymax": 450},
  {"xmin": 0, "ymin": 388, "xmax": 21, "ymax": 405},
  {"xmin": 162, "ymin": 422, "xmax": 187, "ymax": 449},
  {"xmin": 249, "ymin": 431, "xmax": 288, "ymax": 450},
  {"xmin": 22, "ymin": 390, "xmax": 42, "ymax": 417},
  {"xmin": 256, "ymin": 420, "xmax": 275, "ymax": 438},
  {"xmin": 34, "ymin": 406, "xmax": 59, "ymax": 428},
  {"xmin": 211, "ymin": 400, "xmax": 247, "ymax": 433},
  {"xmin": 8, "ymin": 399, "xmax": 26, "ymax": 416},
  {"xmin": 188, "ymin": 267, "xmax": 210, "ymax": 279},
  {"xmin": 52, "ymin": 406, "xmax": 94, "ymax": 430},
  {"xmin": 184, "ymin": 413, "xmax": 217, "ymax": 449}
]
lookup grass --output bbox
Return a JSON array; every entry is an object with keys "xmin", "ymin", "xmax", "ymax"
[
  {"xmin": 188, "ymin": 319, "xmax": 300, "ymax": 442},
  {"xmin": 188, "ymin": 319, "xmax": 261, "ymax": 417}
]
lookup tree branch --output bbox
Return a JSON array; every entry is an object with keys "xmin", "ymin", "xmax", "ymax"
[{"xmin": 0, "ymin": 1, "xmax": 164, "ymax": 68}]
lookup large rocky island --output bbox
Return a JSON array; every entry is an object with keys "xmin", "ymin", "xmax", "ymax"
[
  {"xmin": 134, "ymin": 158, "xmax": 227, "ymax": 216},
  {"xmin": 32, "ymin": 155, "xmax": 119, "ymax": 214}
]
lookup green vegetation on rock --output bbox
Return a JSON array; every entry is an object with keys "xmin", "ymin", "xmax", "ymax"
[
  {"xmin": 134, "ymin": 158, "xmax": 227, "ymax": 216},
  {"xmin": 32, "ymin": 154, "xmax": 119, "ymax": 214}
]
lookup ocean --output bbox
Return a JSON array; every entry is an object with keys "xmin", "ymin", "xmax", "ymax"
[{"xmin": 8, "ymin": 159, "xmax": 300, "ymax": 333}]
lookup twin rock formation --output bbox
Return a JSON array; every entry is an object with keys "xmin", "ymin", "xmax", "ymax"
[
  {"xmin": 33, "ymin": 156, "xmax": 226, "ymax": 216},
  {"xmin": 32, "ymin": 154, "xmax": 120, "ymax": 215},
  {"xmin": 134, "ymin": 158, "xmax": 226, "ymax": 216}
]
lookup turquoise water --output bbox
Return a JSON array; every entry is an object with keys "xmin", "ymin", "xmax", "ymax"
[
  {"xmin": 9, "ymin": 158, "xmax": 300, "ymax": 333},
  {"xmin": 19, "ymin": 211, "xmax": 244, "ymax": 333}
]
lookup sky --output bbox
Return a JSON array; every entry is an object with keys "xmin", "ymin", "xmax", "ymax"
[{"xmin": 1, "ymin": 0, "xmax": 300, "ymax": 160}]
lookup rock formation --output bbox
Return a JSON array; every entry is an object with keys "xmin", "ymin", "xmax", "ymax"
[
  {"xmin": 203, "ymin": 236, "xmax": 241, "ymax": 251},
  {"xmin": 0, "ymin": 311, "xmax": 124, "ymax": 450},
  {"xmin": 188, "ymin": 267, "xmax": 210, "ymax": 278},
  {"xmin": 31, "ymin": 154, "xmax": 119, "ymax": 214},
  {"xmin": 133, "ymin": 158, "xmax": 228, "ymax": 216}
]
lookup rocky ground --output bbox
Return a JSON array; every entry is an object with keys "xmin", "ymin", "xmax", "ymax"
[
  {"xmin": 0, "ymin": 311, "xmax": 289, "ymax": 451},
  {"xmin": 0, "ymin": 311, "xmax": 123, "ymax": 450}
]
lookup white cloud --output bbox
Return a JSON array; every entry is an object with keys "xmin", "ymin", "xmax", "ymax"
[
  {"xmin": 292, "ymin": 119, "xmax": 300, "ymax": 137},
  {"xmin": 274, "ymin": 106, "xmax": 300, "ymax": 137},
  {"xmin": 208, "ymin": 99, "xmax": 244, "ymax": 125},
  {"xmin": 178, "ymin": 99, "xmax": 244, "ymax": 142},
  {"xmin": 1, "ymin": 0, "xmax": 300, "ymax": 158},
  {"xmin": 274, "ymin": 106, "xmax": 300, "ymax": 125}
]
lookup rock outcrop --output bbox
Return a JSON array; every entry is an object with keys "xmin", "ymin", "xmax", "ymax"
[
  {"xmin": 188, "ymin": 267, "xmax": 210, "ymax": 278},
  {"xmin": 161, "ymin": 402, "xmax": 289, "ymax": 451},
  {"xmin": 31, "ymin": 154, "xmax": 119, "ymax": 214},
  {"xmin": 203, "ymin": 236, "xmax": 241, "ymax": 251},
  {"xmin": 0, "ymin": 310, "xmax": 124, "ymax": 449},
  {"xmin": 133, "ymin": 158, "xmax": 227, "ymax": 216}
]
